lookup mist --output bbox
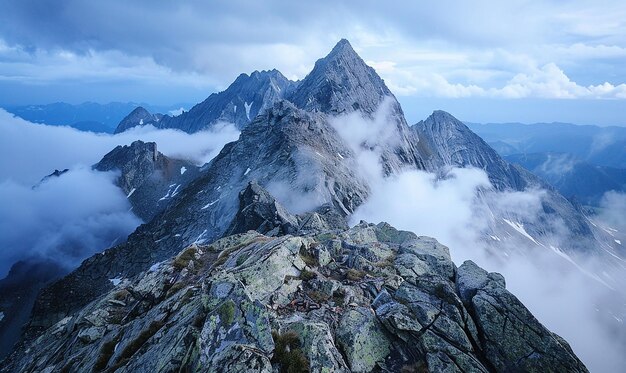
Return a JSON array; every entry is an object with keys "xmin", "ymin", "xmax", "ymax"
[
  {"xmin": 329, "ymin": 100, "xmax": 626, "ymax": 372},
  {"xmin": 0, "ymin": 109, "xmax": 240, "ymax": 278}
]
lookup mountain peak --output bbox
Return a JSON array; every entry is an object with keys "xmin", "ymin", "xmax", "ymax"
[
  {"xmin": 327, "ymin": 38, "xmax": 356, "ymax": 57},
  {"xmin": 287, "ymin": 39, "xmax": 393, "ymax": 115}
]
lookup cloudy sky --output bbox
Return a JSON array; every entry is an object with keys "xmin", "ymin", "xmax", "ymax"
[{"xmin": 0, "ymin": 0, "xmax": 625, "ymax": 125}]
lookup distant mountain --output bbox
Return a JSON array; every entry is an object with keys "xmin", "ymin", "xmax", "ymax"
[
  {"xmin": 115, "ymin": 70, "xmax": 293, "ymax": 133},
  {"xmin": 505, "ymin": 152, "xmax": 626, "ymax": 206},
  {"xmin": 4, "ymin": 102, "xmax": 190, "ymax": 133},
  {"xmin": 466, "ymin": 121, "xmax": 626, "ymax": 168}
]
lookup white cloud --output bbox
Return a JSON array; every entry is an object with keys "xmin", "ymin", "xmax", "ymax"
[
  {"xmin": 0, "ymin": 109, "xmax": 240, "ymax": 185},
  {"xmin": 0, "ymin": 109, "xmax": 239, "ymax": 277}
]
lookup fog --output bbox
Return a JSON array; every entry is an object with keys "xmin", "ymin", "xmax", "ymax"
[
  {"xmin": 329, "ymin": 101, "xmax": 626, "ymax": 372},
  {"xmin": 0, "ymin": 109, "xmax": 239, "ymax": 278}
]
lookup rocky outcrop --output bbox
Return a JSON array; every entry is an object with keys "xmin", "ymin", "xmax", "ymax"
[
  {"xmin": 94, "ymin": 140, "xmax": 199, "ymax": 221},
  {"xmin": 1, "ymin": 219, "xmax": 588, "ymax": 372}
]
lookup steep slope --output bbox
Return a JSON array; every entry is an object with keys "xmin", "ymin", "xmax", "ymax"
[
  {"xmin": 2, "ymin": 192, "xmax": 588, "ymax": 372},
  {"xmin": 288, "ymin": 39, "xmax": 391, "ymax": 116},
  {"xmin": 413, "ymin": 111, "xmax": 622, "ymax": 266},
  {"xmin": 94, "ymin": 140, "xmax": 200, "ymax": 221},
  {"xmin": 115, "ymin": 70, "xmax": 293, "ymax": 133}
]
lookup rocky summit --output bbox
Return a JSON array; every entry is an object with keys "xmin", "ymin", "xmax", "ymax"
[{"xmin": 1, "ymin": 183, "xmax": 587, "ymax": 372}]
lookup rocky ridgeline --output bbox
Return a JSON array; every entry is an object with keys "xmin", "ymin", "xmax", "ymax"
[{"xmin": 1, "ymin": 183, "xmax": 587, "ymax": 372}]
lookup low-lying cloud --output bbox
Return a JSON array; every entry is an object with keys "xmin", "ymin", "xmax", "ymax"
[
  {"xmin": 0, "ymin": 109, "xmax": 239, "ymax": 278},
  {"xmin": 330, "ymin": 101, "xmax": 626, "ymax": 372},
  {"xmin": 0, "ymin": 108, "xmax": 240, "ymax": 185}
]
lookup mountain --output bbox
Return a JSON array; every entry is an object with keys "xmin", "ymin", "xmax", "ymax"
[
  {"xmin": 19, "ymin": 39, "xmax": 431, "ymax": 343},
  {"xmin": 505, "ymin": 152, "xmax": 626, "ymax": 206},
  {"xmin": 413, "ymin": 111, "xmax": 619, "ymax": 260},
  {"xmin": 3, "ymin": 102, "xmax": 185, "ymax": 133},
  {"xmin": 94, "ymin": 140, "xmax": 200, "ymax": 222},
  {"xmin": 466, "ymin": 121, "xmax": 626, "ymax": 168},
  {"xmin": 113, "ymin": 107, "xmax": 164, "ymax": 134},
  {"xmin": 2, "ymin": 39, "xmax": 612, "ymax": 371},
  {"xmin": 2, "ymin": 184, "xmax": 588, "ymax": 372},
  {"xmin": 115, "ymin": 69, "xmax": 293, "ymax": 134}
]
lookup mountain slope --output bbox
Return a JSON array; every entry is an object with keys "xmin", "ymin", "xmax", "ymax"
[
  {"xmin": 2, "ymin": 193, "xmax": 588, "ymax": 372},
  {"xmin": 413, "ymin": 110, "xmax": 622, "ymax": 265}
]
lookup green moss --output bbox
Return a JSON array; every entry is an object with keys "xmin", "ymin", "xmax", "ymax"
[
  {"xmin": 271, "ymin": 330, "xmax": 310, "ymax": 373},
  {"xmin": 174, "ymin": 247, "xmax": 197, "ymax": 270},
  {"xmin": 166, "ymin": 281, "xmax": 186, "ymax": 298},
  {"xmin": 345, "ymin": 268, "xmax": 366, "ymax": 281},
  {"xmin": 314, "ymin": 233, "xmax": 335, "ymax": 242},
  {"xmin": 93, "ymin": 333, "xmax": 121, "ymax": 371},
  {"xmin": 299, "ymin": 269, "xmax": 317, "ymax": 281},
  {"xmin": 306, "ymin": 290, "xmax": 329, "ymax": 303},
  {"xmin": 217, "ymin": 300, "xmax": 236, "ymax": 326},
  {"xmin": 109, "ymin": 320, "xmax": 165, "ymax": 370},
  {"xmin": 236, "ymin": 254, "xmax": 248, "ymax": 266},
  {"xmin": 113, "ymin": 289, "xmax": 130, "ymax": 301},
  {"xmin": 299, "ymin": 245, "xmax": 318, "ymax": 267}
]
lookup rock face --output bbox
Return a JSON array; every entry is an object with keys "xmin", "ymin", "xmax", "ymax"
[
  {"xmin": 94, "ymin": 140, "xmax": 200, "ymax": 221},
  {"xmin": 114, "ymin": 107, "xmax": 163, "ymax": 134},
  {"xmin": 1, "ymin": 206, "xmax": 588, "ymax": 372},
  {"xmin": 115, "ymin": 70, "xmax": 293, "ymax": 133}
]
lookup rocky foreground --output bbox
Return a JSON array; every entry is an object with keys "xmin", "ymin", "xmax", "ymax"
[{"xmin": 3, "ymin": 183, "xmax": 587, "ymax": 373}]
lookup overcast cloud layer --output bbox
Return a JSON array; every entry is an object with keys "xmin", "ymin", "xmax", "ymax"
[{"xmin": 0, "ymin": 1, "xmax": 625, "ymax": 124}]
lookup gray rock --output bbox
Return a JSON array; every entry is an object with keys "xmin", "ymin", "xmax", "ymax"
[
  {"xmin": 94, "ymin": 140, "xmax": 200, "ymax": 221},
  {"xmin": 336, "ymin": 307, "xmax": 390, "ymax": 372}
]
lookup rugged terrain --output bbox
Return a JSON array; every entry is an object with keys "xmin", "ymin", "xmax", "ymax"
[
  {"xmin": 2, "ymin": 183, "xmax": 588, "ymax": 372},
  {"xmin": 0, "ymin": 39, "xmax": 610, "ymax": 371}
]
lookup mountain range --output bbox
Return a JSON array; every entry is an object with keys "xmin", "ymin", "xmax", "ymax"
[{"xmin": 2, "ymin": 39, "xmax": 624, "ymax": 372}]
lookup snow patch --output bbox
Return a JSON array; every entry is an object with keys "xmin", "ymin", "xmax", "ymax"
[
  {"xmin": 180, "ymin": 166, "xmax": 187, "ymax": 175},
  {"xmin": 244, "ymin": 102, "xmax": 252, "ymax": 120},
  {"xmin": 194, "ymin": 229, "xmax": 208, "ymax": 244},
  {"xmin": 139, "ymin": 119, "xmax": 144, "ymax": 125},
  {"xmin": 502, "ymin": 218, "xmax": 539, "ymax": 245},
  {"xmin": 126, "ymin": 188, "xmax": 136, "ymax": 198},
  {"xmin": 109, "ymin": 278, "xmax": 122, "ymax": 286},
  {"xmin": 489, "ymin": 235, "xmax": 501, "ymax": 241},
  {"xmin": 615, "ymin": 239, "xmax": 622, "ymax": 245},
  {"xmin": 337, "ymin": 153, "xmax": 344, "ymax": 159},
  {"xmin": 244, "ymin": 167, "xmax": 251, "ymax": 176},
  {"xmin": 201, "ymin": 199, "xmax": 219, "ymax": 210},
  {"xmin": 149, "ymin": 262, "xmax": 163, "ymax": 272},
  {"xmin": 233, "ymin": 105, "xmax": 237, "ymax": 113}
]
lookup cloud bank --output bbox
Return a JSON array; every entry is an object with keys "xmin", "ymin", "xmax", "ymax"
[{"xmin": 0, "ymin": 110, "xmax": 239, "ymax": 277}]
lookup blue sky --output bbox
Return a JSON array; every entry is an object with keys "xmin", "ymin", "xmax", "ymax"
[{"xmin": 0, "ymin": 0, "xmax": 624, "ymax": 125}]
